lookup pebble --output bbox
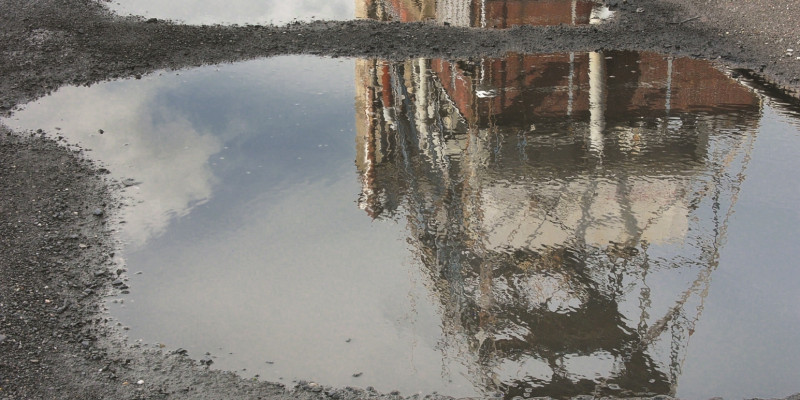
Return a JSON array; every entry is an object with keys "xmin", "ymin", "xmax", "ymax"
[
  {"xmin": 111, "ymin": 279, "xmax": 129, "ymax": 290},
  {"xmin": 92, "ymin": 208, "xmax": 103, "ymax": 216},
  {"xmin": 136, "ymin": 379, "xmax": 144, "ymax": 385},
  {"xmin": 121, "ymin": 178, "xmax": 138, "ymax": 187},
  {"xmin": 0, "ymin": 333, "xmax": 7, "ymax": 343},
  {"xmin": 352, "ymin": 372, "xmax": 362, "ymax": 377}
]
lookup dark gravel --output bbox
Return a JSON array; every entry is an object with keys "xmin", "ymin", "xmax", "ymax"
[{"xmin": 2, "ymin": 0, "xmax": 800, "ymax": 399}]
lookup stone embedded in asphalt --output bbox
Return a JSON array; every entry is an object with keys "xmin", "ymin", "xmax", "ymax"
[
  {"xmin": 171, "ymin": 348, "xmax": 188, "ymax": 355},
  {"xmin": 111, "ymin": 279, "xmax": 129, "ymax": 289},
  {"xmin": 0, "ymin": 333, "xmax": 7, "ymax": 343},
  {"xmin": 92, "ymin": 208, "xmax": 103, "ymax": 216}
]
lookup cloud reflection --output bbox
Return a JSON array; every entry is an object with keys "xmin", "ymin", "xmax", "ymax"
[
  {"xmin": 4, "ymin": 79, "xmax": 221, "ymax": 249},
  {"xmin": 107, "ymin": 0, "xmax": 355, "ymax": 25}
]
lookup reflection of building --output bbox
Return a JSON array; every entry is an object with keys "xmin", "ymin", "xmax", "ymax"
[
  {"xmin": 354, "ymin": 51, "xmax": 760, "ymax": 398},
  {"xmin": 356, "ymin": 0, "xmax": 606, "ymax": 27}
]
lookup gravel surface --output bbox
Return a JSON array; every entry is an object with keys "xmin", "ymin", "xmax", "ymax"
[{"xmin": 1, "ymin": 0, "xmax": 800, "ymax": 399}]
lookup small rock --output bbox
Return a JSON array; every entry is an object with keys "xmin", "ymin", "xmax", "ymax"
[
  {"xmin": 352, "ymin": 372, "xmax": 362, "ymax": 377},
  {"xmin": 0, "ymin": 333, "xmax": 7, "ymax": 343},
  {"xmin": 98, "ymin": 129, "xmax": 104, "ymax": 134},
  {"xmin": 172, "ymin": 348, "xmax": 189, "ymax": 355},
  {"xmin": 636, "ymin": 7, "xmax": 644, "ymax": 12},
  {"xmin": 81, "ymin": 340, "xmax": 91, "ymax": 348},
  {"xmin": 92, "ymin": 208, "xmax": 103, "ymax": 216},
  {"xmin": 136, "ymin": 379, "xmax": 144, "ymax": 385},
  {"xmin": 121, "ymin": 178, "xmax": 139, "ymax": 187},
  {"xmin": 200, "ymin": 355, "xmax": 214, "ymax": 366}
]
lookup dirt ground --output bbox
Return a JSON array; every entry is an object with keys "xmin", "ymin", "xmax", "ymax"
[{"xmin": 2, "ymin": 0, "xmax": 800, "ymax": 399}]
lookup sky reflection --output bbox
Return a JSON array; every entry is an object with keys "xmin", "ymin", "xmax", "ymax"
[{"xmin": 106, "ymin": 0, "xmax": 354, "ymax": 25}]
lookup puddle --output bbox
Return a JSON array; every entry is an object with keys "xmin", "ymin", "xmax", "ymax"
[
  {"xmin": 105, "ymin": 0, "xmax": 611, "ymax": 27},
  {"xmin": 4, "ymin": 52, "xmax": 800, "ymax": 399},
  {"xmin": 105, "ymin": 0, "xmax": 355, "ymax": 25}
]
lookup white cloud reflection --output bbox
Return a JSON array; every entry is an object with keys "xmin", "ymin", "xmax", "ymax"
[
  {"xmin": 107, "ymin": 0, "xmax": 355, "ymax": 25},
  {"xmin": 4, "ymin": 77, "xmax": 222, "ymax": 249}
]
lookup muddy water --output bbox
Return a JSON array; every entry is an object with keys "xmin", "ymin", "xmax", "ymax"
[{"xmin": 3, "ymin": 53, "xmax": 800, "ymax": 399}]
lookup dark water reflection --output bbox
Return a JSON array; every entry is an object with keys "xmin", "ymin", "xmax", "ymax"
[
  {"xmin": 4, "ymin": 51, "xmax": 800, "ymax": 399},
  {"xmin": 355, "ymin": 51, "xmax": 760, "ymax": 397}
]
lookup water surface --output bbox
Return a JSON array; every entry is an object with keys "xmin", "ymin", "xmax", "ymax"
[
  {"xmin": 105, "ymin": 0, "xmax": 610, "ymax": 26},
  {"xmin": 3, "ymin": 53, "xmax": 800, "ymax": 399},
  {"xmin": 106, "ymin": 0, "xmax": 354, "ymax": 25}
]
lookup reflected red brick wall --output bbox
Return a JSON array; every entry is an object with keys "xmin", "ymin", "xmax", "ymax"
[
  {"xmin": 359, "ymin": 0, "xmax": 596, "ymax": 27},
  {"xmin": 482, "ymin": 0, "xmax": 595, "ymax": 27},
  {"xmin": 427, "ymin": 52, "xmax": 758, "ymax": 127}
]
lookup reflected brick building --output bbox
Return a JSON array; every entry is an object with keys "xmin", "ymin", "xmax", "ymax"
[
  {"xmin": 353, "ymin": 1, "xmax": 761, "ymax": 398},
  {"xmin": 353, "ymin": 49, "xmax": 760, "ymax": 397},
  {"xmin": 356, "ymin": 0, "xmax": 600, "ymax": 27}
]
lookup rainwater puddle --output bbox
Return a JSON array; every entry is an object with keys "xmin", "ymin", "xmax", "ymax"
[
  {"xmin": 4, "ymin": 52, "xmax": 800, "ymax": 399},
  {"xmin": 104, "ymin": 0, "xmax": 611, "ymax": 26}
]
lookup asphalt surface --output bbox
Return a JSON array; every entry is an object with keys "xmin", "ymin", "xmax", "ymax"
[{"xmin": 1, "ymin": 0, "xmax": 800, "ymax": 399}]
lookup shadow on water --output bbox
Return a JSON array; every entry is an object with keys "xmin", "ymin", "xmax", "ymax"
[{"xmin": 354, "ymin": 51, "xmax": 761, "ymax": 398}]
